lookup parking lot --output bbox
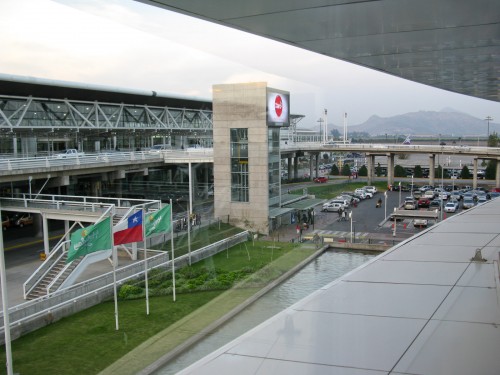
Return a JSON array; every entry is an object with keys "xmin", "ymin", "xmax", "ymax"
[{"xmin": 305, "ymin": 185, "xmax": 476, "ymax": 243}]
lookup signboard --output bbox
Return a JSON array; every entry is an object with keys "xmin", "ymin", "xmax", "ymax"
[{"xmin": 266, "ymin": 89, "xmax": 290, "ymax": 127}]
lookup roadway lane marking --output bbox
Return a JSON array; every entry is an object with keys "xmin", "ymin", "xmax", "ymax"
[{"xmin": 4, "ymin": 234, "xmax": 64, "ymax": 252}]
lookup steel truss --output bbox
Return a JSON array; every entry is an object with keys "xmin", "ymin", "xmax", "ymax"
[{"xmin": 0, "ymin": 95, "xmax": 213, "ymax": 135}]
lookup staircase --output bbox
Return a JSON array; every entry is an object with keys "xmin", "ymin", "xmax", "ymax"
[{"xmin": 26, "ymin": 254, "xmax": 82, "ymax": 300}]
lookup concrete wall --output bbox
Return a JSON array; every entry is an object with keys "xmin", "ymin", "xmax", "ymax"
[{"xmin": 213, "ymin": 82, "xmax": 270, "ymax": 234}]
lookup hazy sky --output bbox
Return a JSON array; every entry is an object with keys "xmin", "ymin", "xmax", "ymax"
[{"xmin": 1, "ymin": 0, "xmax": 499, "ymax": 128}]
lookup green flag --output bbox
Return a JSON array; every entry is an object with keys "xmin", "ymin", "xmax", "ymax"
[
  {"xmin": 67, "ymin": 217, "xmax": 112, "ymax": 263},
  {"xmin": 145, "ymin": 205, "xmax": 171, "ymax": 237}
]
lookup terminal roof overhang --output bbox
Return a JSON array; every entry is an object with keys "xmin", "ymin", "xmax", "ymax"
[
  {"xmin": 0, "ymin": 74, "xmax": 212, "ymax": 110},
  {"xmin": 138, "ymin": 0, "xmax": 500, "ymax": 103}
]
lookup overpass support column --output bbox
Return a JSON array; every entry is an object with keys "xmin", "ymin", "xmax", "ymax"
[
  {"xmin": 287, "ymin": 156, "xmax": 292, "ymax": 179},
  {"xmin": 496, "ymin": 159, "xmax": 500, "ymax": 188},
  {"xmin": 386, "ymin": 153, "xmax": 395, "ymax": 187},
  {"xmin": 293, "ymin": 155, "xmax": 298, "ymax": 179},
  {"xmin": 367, "ymin": 154, "xmax": 375, "ymax": 185},
  {"xmin": 429, "ymin": 154, "xmax": 435, "ymax": 186},
  {"xmin": 91, "ymin": 180, "xmax": 102, "ymax": 197},
  {"xmin": 42, "ymin": 213, "xmax": 49, "ymax": 257},
  {"xmin": 472, "ymin": 158, "xmax": 478, "ymax": 189}
]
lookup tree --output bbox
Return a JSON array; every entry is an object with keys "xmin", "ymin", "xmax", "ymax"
[
  {"xmin": 487, "ymin": 132, "xmax": 499, "ymax": 147},
  {"xmin": 358, "ymin": 165, "xmax": 368, "ymax": 176},
  {"xmin": 376, "ymin": 162, "xmax": 382, "ymax": 177},
  {"xmin": 414, "ymin": 165, "xmax": 423, "ymax": 178},
  {"xmin": 461, "ymin": 165, "xmax": 471, "ymax": 179},
  {"xmin": 394, "ymin": 164, "xmax": 406, "ymax": 177},
  {"xmin": 435, "ymin": 165, "xmax": 443, "ymax": 179},
  {"xmin": 485, "ymin": 160, "xmax": 497, "ymax": 180},
  {"xmin": 341, "ymin": 163, "xmax": 351, "ymax": 176},
  {"xmin": 330, "ymin": 164, "xmax": 340, "ymax": 175}
]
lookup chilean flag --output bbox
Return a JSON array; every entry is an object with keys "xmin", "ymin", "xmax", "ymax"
[{"xmin": 113, "ymin": 210, "xmax": 143, "ymax": 245}]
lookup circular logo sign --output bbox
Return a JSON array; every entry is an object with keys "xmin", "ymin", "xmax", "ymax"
[{"xmin": 274, "ymin": 95, "xmax": 283, "ymax": 117}]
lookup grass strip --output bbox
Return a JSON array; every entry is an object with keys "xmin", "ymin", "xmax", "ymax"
[{"xmin": 0, "ymin": 241, "xmax": 316, "ymax": 375}]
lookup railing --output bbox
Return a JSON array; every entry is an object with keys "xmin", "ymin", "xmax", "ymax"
[
  {"xmin": 281, "ymin": 142, "xmax": 500, "ymax": 156},
  {"xmin": 0, "ymin": 151, "xmax": 163, "ymax": 173},
  {"xmin": 23, "ymin": 240, "xmax": 69, "ymax": 299},
  {"xmin": 0, "ymin": 231, "xmax": 249, "ymax": 343}
]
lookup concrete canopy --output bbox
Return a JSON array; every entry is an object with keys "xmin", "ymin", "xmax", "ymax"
[{"xmin": 138, "ymin": 0, "xmax": 500, "ymax": 102}]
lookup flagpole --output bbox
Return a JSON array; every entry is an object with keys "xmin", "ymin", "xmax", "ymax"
[
  {"xmin": 143, "ymin": 209, "xmax": 149, "ymax": 315},
  {"xmin": 170, "ymin": 199, "xmax": 176, "ymax": 302},
  {"xmin": 111, "ymin": 215, "xmax": 119, "ymax": 330},
  {"xmin": 0, "ymin": 209, "xmax": 14, "ymax": 375}
]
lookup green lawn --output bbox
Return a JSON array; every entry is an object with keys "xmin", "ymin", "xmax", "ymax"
[{"xmin": 0, "ymin": 238, "xmax": 314, "ymax": 375}]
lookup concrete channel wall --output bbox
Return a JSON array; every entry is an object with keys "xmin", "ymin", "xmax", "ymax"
[{"xmin": 0, "ymin": 232, "xmax": 249, "ymax": 344}]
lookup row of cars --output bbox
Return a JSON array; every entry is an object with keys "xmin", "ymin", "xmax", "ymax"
[
  {"xmin": 322, "ymin": 186, "xmax": 378, "ymax": 212},
  {"xmin": 2, "ymin": 213, "xmax": 34, "ymax": 230}
]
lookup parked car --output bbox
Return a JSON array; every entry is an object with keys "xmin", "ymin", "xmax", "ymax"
[
  {"xmin": 419, "ymin": 185, "xmax": 434, "ymax": 192},
  {"xmin": 444, "ymin": 201, "xmax": 459, "ymax": 213},
  {"xmin": 413, "ymin": 218, "xmax": 428, "ymax": 227},
  {"xmin": 322, "ymin": 202, "xmax": 343, "ymax": 212},
  {"xmin": 423, "ymin": 190, "xmax": 436, "ymax": 199},
  {"xmin": 313, "ymin": 176, "xmax": 328, "ymax": 183},
  {"xmin": 2, "ymin": 214, "xmax": 9, "ymax": 230},
  {"xmin": 429, "ymin": 199, "xmax": 443, "ymax": 210},
  {"xmin": 404, "ymin": 198, "xmax": 417, "ymax": 210},
  {"xmin": 450, "ymin": 191, "xmax": 462, "ymax": 201},
  {"xmin": 363, "ymin": 186, "xmax": 377, "ymax": 194},
  {"xmin": 355, "ymin": 188, "xmax": 372, "ymax": 198},
  {"xmin": 462, "ymin": 198, "xmax": 475, "ymax": 209},
  {"xmin": 417, "ymin": 197, "xmax": 431, "ymax": 208},
  {"xmin": 15, "ymin": 214, "xmax": 33, "ymax": 227},
  {"xmin": 477, "ymin": 194, "xmax": 488, "ymax": 204}
]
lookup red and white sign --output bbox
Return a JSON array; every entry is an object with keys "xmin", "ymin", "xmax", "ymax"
[{"xmin": 267, "ymin": 91, "xmax": 289, "ymax": 125}]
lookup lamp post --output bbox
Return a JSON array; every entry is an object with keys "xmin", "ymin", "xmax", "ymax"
[
  {"xmin": 317, "ymin": 117, "xmax": 324, "ymax": 143},
  {"xmin": 384, "ymin": 191, "xmax": 387, "ymax": 220},
  {"xmin": 393, "ymin": 207, "xmax": 397, "ymax": 237},
  {"xmin": 485, "ymin": 116, "xmax": 493, "ymax": 142},
  {"xmin": 349, "ymin": 211, "xmax": 353, "ymax": 243},
  {"xmin": 398, "ymin": 181, "xmax": 401, "ymax": 208},
  {"xmin": 411, "ymin": 175, "xmax": 414, "ymax": 196}
]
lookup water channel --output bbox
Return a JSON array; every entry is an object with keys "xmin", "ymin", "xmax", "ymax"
[{"xmin": 154, "ymin": 249, "xmax": 376, "ymax": 374}]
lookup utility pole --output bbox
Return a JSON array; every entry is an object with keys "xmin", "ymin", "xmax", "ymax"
[{"xmin": 485, "ymin": 116, "xmax": 493, "ymax": 141}]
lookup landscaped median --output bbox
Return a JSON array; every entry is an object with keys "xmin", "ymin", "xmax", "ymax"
[{"xmin": 100, "ymin": 243, "xmax": 320, "ymax": 375}]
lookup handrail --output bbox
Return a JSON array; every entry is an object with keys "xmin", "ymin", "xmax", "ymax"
[
  {"xmin": 1, "ymin": 231, "xmax": 249, "ymax": 341},
  {"xmin": 23, "ymin": 240, "xmax": 69, "ymax": 299}
]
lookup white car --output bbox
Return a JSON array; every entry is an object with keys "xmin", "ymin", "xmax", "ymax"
[
  {"xmin": 444, "ymin": 201, "xmax": 459, "ymax": 213},
  {"xmin": 322, "ymin": 202, "xmax": 343, "ymax": 212},
  {"xmin": 355, "ymin": 188, "xmax": 372, "ymax": 198},
  {"xmin": 363, "ymin": 186, "xmax": 377, "ymax": 194}
]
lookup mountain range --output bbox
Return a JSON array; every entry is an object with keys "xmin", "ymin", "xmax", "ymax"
[{"xmin": 304, "ymin": 109, "xmax": 498, "ymax": 137}]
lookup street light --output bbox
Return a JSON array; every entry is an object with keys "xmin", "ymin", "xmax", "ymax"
[
  {"xmin": 384, "ymin": 191, "xmax": 387, "ymax": 220},
  {"xmin": 398, "ymin": 181, "xmax": 401, "ymax": 208},
  {"xmin": 485, "ymin": 116, "xmax": 493, "ymax": 141},
  {"xmin": 411, "ymin": 175, "xmax": 414, "ymax": 196},
  {"xmin": 349, "ymin": 211, "xmax": 353, "ymax": 243},
  {"xmin": 393, "ymin": 207, "xmax": 397, "ymax": 237}
]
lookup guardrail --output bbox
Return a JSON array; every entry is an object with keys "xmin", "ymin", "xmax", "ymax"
[
  {"xmin": 0, "ymin": 231, "xmax": 249, "ymax": 343},
  {"xmin": 281, "ymin": 142, "xmax": 500, "ymax": 156},
  {"xmin": 0, "ymin": 151, "xmax": 163, "ymax": 173}
]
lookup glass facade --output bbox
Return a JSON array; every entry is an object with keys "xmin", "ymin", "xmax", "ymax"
[
  {"xmin": 230, "ymin": 128, "xmax": 249, "ymax": 202},
  {"xmin": 268, "ymin": 127, "xmax": 280, "ymax": 207}
]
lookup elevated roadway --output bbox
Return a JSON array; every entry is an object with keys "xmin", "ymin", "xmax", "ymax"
[{"xmin": 282, "ymin": 142, "xmax": 500, "ymax": 188}]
